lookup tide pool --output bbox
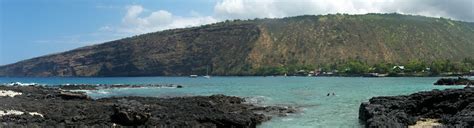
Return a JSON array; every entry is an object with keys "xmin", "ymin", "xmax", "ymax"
[{"xmin": 0, "ymin": 77, "xmax": 466, "ymax": 127}]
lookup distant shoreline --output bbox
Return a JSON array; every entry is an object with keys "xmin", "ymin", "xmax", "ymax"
[{"xmin": 0, "ymin": 74, "xmax": 472, "ymax": 78}]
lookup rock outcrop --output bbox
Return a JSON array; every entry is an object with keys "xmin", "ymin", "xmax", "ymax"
[
  {"xmin": 111, "ymin": 99, "xmax": 151, "ymax": 126},
  {"xmin": 434, "ymin": 77, "xmax": 473, "ymax": 85},
  {"xmin": 58, "ymin": 91, "xmax": 90, "ymax": 100},
  {"xmin": 0, "ymin": 85, "xmax": 296, "ymax": 127},
  {"xmin": 359, "ymin": 87, "xmax": 474, "ymax": 127}
]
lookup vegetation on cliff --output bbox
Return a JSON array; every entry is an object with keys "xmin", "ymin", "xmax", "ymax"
[
  {"xmin": 253, "ymin": 58, "xmax": 474, "ymax": 76},
  {"xmin": 0, "ymin": 13, "xmax": 473, "ymax": 76}
]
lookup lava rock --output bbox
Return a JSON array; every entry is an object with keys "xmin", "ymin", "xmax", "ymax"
[
  {"xmin": 434, "ymin": 77, "xmax": 473, "ymax": 85},
  {"xmin": 111, "ymin": 99, "xmax": 151, "ymax": 126},
  {"xmin": 359, "ymin": 87, "xmax": 474, "ymax": 127},
  {"xmin": 55, "ymin": 84, "xmax": 184, "ymax": 90},
  {"xmin": 0, "ymin": 85, "xmax": 295, "ymax": 127},
  {"xmin": 58, "ymin": 91, "xmax": 90, "ymax": 100}
]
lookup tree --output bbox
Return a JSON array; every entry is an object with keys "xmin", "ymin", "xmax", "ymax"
[
  {"xmin": 373, "ymin": 63, "xmax": 391, "ymax": 73},
  {"xmin": 319, "ymin": 63, "xmax": 336, "ymax": 72},
  {"xmin": 405, "ymin": 60, "xmax": 426, "ymax": 73},
  {"xmin": 274, "ymin": 66, "xmax": 288, "ymax": 75},
  {"xmin": 254, "ymin": 66, "xmax": 288, "ymax": 76},
  {"xmin": 462, "ymin": 58, "xmax": 474, "ymax": 71},
  {"xmin": 430, "ymin": 60, "xmax": 448, "ymax": 74},
  {"xmin": 340, "ymin": 60, "xmax": 370, "ymax": 74},
  {"xmin": 450, "ymin": 62, "xmax": 469, "ymax": 73}
]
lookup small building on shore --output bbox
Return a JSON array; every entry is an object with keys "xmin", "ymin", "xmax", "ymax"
[{"xmin": 393, "ymin": 66, "xmax": 405, "ymax": 70}]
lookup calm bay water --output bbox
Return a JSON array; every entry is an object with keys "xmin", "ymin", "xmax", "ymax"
[{"xmin": 0, "ymin": 76, "xmax": 467, "ymax": 127}]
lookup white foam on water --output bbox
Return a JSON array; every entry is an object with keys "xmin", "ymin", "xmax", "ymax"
[
  {"xmin": 96, "ymin": 90, "xmax": 110, "ymax": 94},
  {"xmin": 244, "ymin": 96, "xmax": 270, "ymax": 105},
  {"xmin": 6, "ymin": 82, "xmax": 40, "ymax": 86},
  {"xmin": 282, "ymin": 118, "xmax": 294, "ymax": 121},
  {"xmin": 72, "ymin": 90, "xmax": 109, "ymax": 95}
]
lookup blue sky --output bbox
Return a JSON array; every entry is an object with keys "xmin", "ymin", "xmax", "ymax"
[
  {"xmin": 1, "ymin": 0, "xmax": 473, "ymax": 65},
  {"xmin": 0, "ymin": 0, "xmax": 217, "ymax": 65}
]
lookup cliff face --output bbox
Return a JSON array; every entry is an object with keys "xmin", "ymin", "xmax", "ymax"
[{"xmin": 1, "ymin": 14, "xmax": 474, "ymax": 76}]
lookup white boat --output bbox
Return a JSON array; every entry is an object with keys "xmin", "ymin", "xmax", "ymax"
[
  {"xmin": 204, "ymin": 65, "xmax": 211, "ymax": 79},
  {"xmin": 190, "ymin": 75, "xmax": 198, "ymax": 78}
]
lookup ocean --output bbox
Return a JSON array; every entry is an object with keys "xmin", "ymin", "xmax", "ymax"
[{"xmin": 0, "ymin": 76, "xmax": 467, "ymax": 127}]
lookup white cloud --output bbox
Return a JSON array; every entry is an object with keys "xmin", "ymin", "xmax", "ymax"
[
  {"xmin": 107, "ymin": 1, "xmax": 473, "ymax": 36},
  {"xmin": 117, "ymin": 5, "xmax": 218, "ymax": 34},
  {"xmin": 99, "ymin": 26, "xmax": 112, "ymax": 31},
  {"xmin": 214, "ymin": 0, "xmax": 283, "ymax": 19},
  {"xmin": 147, "ymin": 10, "xmax": 173, "ymax": 25},
  {"xmin": 122, "ymin": 5, "xmax": 148, "ymax": 28},
  {"xmin": 213, "ymin": 0, "xmax": 386, "ymax": 20},
  {"xmin": 213, "ymin": 0, "xmax": 473, "ymax": 21}
]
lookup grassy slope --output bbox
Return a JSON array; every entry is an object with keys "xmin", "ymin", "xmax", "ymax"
[{"xmin": 0, "ymin": 14, "xmax": 473, "ymax": 76}]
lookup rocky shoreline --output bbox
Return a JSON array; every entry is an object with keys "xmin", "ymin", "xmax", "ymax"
[
  {"xmin": 55, "ymin": 84, "xmax": 183, "ymax": 90},
  {"xmin": 434, "ymin": 77, "xmax": 473, "ymax": 86},
  {"xmin": 359, "ymin": 87, "xmax": 474, "ymax": 127},
  {"xmin": 0, "ymin": 85, "xmax": 296, "ymax": 127},
  {"xmin": 6, "ymin": 82, "xmax": 184, "ymax": 90}
]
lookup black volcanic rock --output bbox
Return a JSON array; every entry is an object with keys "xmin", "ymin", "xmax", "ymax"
[
  {"xmin": 58, "ymin": 91, "xmax": 90, "ymax": 100},
  {"xmin": 434, "ymin": 77, "xmax": 473, "ymax": 85},
  {"xmin": 111, "ymin": 99, "xmax": 151, "ymax": 126},
  {"xmin": 0, "ymin": 85, "xmax": 296, "ymax": 127},
  {"xmin": 359, "ymin": 87, "xmax": 474, "ymax": 127},
  {"xmin": 54, "ymin": 84, "xmax": 183, "ymax": 90}
]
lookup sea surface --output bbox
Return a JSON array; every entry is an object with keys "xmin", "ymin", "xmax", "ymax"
[{"xmin": 0, "ymin": 76, "xmax": 469, "ymax": 128}]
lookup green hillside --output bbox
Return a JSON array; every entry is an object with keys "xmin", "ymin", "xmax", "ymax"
[{"xmin": 1, "ymin": 13, "xmax": 473, "ymax": 76}]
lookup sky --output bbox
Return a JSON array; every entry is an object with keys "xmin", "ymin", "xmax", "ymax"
[{"xmin": 0, "ymin": 0, "xmax": 473, "ymax": 65}]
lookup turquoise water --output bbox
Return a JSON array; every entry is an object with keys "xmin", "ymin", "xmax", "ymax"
[{"xmin": 0, "ymin": 77, "xmax": 467, "ymax": 127}]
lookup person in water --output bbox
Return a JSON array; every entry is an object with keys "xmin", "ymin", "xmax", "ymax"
[
  {"xmin": 327, "ymin": 93, "xmax": 330, "ymax": 96},
  {"xmin": 332, "ymin": 92, "xmax": 335, "ymax": 96}
]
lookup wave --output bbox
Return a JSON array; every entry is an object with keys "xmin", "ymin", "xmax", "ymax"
[
  {"xmin": 244, "ymin": 96, "xmax": 271, "ymax": 105},
  {"xmin": 6, "ymin": 82, "xmax": 42, "ymax": 86},
  {"xmin": 92, "ymin": 90, "xmax": 110, "ymax": 94}
]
